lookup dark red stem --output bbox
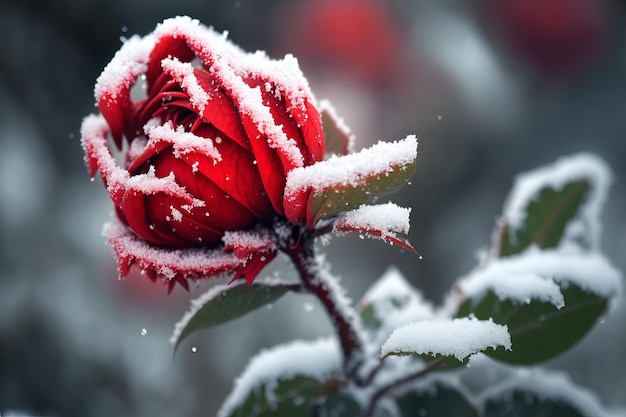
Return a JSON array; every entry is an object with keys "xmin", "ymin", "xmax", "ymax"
[{"xmin": 284, "ymin": 230, "xmax": 366, "ymax": 383}]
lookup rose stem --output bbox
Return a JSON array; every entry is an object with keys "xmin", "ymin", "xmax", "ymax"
[
  {"xmin": 285, "ymin": 229, "xmax": 367, "ymax": 384},
  {"xmin": 363, "ymin": 357, "xmax": 448, "ymax": 416}
]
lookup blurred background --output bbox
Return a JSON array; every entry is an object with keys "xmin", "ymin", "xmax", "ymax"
[{"xmin": 1, "ymin": 0, "xmax": 625, "ymax": 416}]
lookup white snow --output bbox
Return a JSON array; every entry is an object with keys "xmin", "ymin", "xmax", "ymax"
[
  {"xmin": 285, "ymin": 135, "xmax": 417, "ymax": 198},
  {"xmin": 381, "ymin": 317, "xmax": 511, "ymax": 361},
  {"xmin": 222, "ymin": 229, "xmax": 277, "ymax": 258},
  {"xmin": 94, "ymin": 34, "xmax": 154, "ymax": 102},
  {"xmin": 458, "ymin": 248, "xmax": 622, "ymax": 305},
  {"xmin": 125, "ymin": 167, "xmax": 204, "ymax": 207},
  {"xmin": 335, "ymin": 203, "xmax": 411, "ymax": 236},
  {"xmin": 145, "ymin": 122, "xmax": 222, "ymax": 162},
  {"xmin": 460, "ymin": 271, "xmax": 565, "ymax": 309},
  {"xmin": 161, "ymin": 57, "xmax": 210, "ymax": 114},
  {"xmin": 217, "ymin": 338, "xmax": 341, "ymax": 416},
  {"xmin": 503, "ymin": 152, "xmax": 612, "ymax": 250}
]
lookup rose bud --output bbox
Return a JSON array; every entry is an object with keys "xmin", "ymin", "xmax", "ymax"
[
  {"xmin": 82, "ymin": 17, "xmax": 418, "ymax": 291},
  {"xmin": 81, "ymin": 16, "xmax": 325, "ymax": 290}
]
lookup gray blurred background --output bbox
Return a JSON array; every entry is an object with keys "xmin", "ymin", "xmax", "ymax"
[{"xmin": 1, "ymin": 0, "xmax": 625, "ymax": 416}]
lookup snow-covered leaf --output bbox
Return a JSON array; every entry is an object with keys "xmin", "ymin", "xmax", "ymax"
[
  {"xmin": 171, "ymin": 278, "xmax": 297, "ymax": 352},
  {"xmin": 396, "ymin": 382, "xmax": 478, "ymax": 417},
  {"xmin": 284, "ymin": 135, "xmax": 417, "ymax": 226},
  {"xmin": 334, "ymin": 203, "xmax": 415, "ymax": 251},
  {"xmin": 496, "ymin": 153, "xmax": 611, "ymax": 257},
  {"xmin": 498, "ymin": 180, "xmax": 589, "ymax": 256},
  {"xmin": 308, "ymin": 158, "xmax": 416, "ymax": 225},
  {"xmin": 479, "ymin": 369, "xmax": 619, "ymax": 417},
  {"xmin": 455, "ymin": 251, "xmax": 621, "ymax": 364},
  {"xmin": 380, "ymin": 318, "xmax": 511, "ymax": 362},
  {"xmin": 218, "ymin": 339, "xmax": 341, "ymax": 417},
  {"xmin": 458, "ymin": 285, "xmax": 607, "ymax": 365}
]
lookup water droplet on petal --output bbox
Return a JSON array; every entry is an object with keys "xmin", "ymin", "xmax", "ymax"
[
  {"xmin": 140, "ymin": 328, "xmax": 147, "ymax": 336},
  {"xmin": 191, "ymin": 346, "xmax": 197, "ymax": 353}
]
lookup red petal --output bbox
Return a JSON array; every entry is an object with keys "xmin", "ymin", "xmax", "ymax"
[
  {"xmin": 121, "ymin": 189, "xmax": 186, "ymax": 246},
  {"xmin": 296, "ymin": 100, "xmax": 326, "ymax": 162},
  {"xmin": 98, "ymin": 90, "xmax": 132, "ymax": 149},
  {"xmin": 190, "ymin": 124, "xmax": 275, "ymax": 220},
  {"xmin": 283, "ymin": 182, "xmax": 313, "ymax": 225},
  {"xmin": 233, "ymin": 250, "xmax": 278, "ymax": 286},
  {"xmin": 193, "ymin": 70, "xmax": 251, "ymax": 151},
  {"xmin": 149, "ymin": 152, "xmax": 258, "ymax": 240},
  {"xmin": 146, "ymin": 36, "xmax": 195, "ymax": 96}
]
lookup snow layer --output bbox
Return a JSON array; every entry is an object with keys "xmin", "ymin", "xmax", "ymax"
[
  {"xmin": 217, "ymin": 338, "xmax": 341, "ymax": 416},
  {"xmin": 94, "ymin": 34, "xmax": 154, "ymax": 102},
  {"xmin": 461, "ymin": 271, "xmax": 565, "ymax": 309},
  {"xmin": 285, "ymin": 135, "xmax": 417, "ymax": 196},
  {"xmin": 339, "ymin": 203, "xmax": 411, "ymax": 236},
  {"xmin": 381, "ymin": 317, "xmax": 511, "ymax": 361},
  {"xmin": 458, "ymin": 249, "xmax": 622, "ymax": 306}
]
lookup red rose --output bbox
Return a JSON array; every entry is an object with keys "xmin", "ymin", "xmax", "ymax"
[
  {"xmin": 82, "ymin": 17, "xmax": 417, "ymax": 291},
  {"xmin": 81, "ymin": 17, "xmax": 325, "ymax": 288}
]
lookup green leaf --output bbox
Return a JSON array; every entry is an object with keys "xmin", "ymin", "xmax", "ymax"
[
  {"xmin": 484, "ymin": 390, "xmax": 585, "ymax": 417},
  {"xmin": 457, "ymin": 284, "xmax": 607, "ymax": 364},
  {"xmin": 396, "ymin": 382, "xmax": 479, "ymax": 417},
  {"xmin": 308, "ymin": 159, "xmax": 416, "ymax": 225},
  {"xmin": 498, "ymin": 180, "xmax": 590, "ymax": 257},
  {"xmin": 222, "ymin": 375, "xmax": 324, "ymax": 417},
  {"xmin": 173, "ymin": 280, "xmax": 296, "ymax": 352}
]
